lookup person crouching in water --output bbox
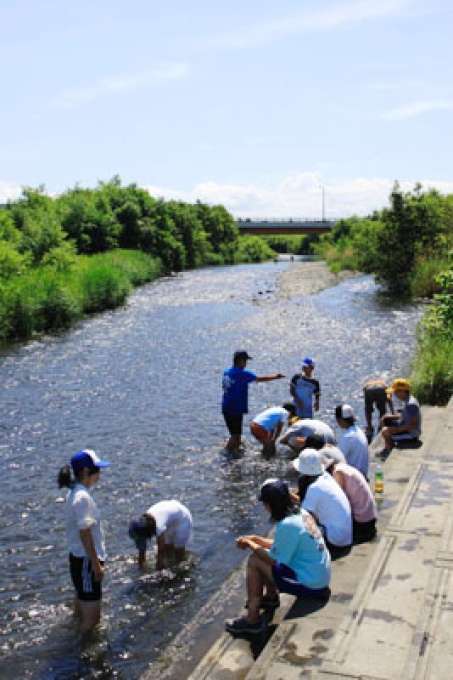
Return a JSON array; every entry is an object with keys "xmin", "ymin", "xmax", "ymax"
[
  {"xmin": 225, "ymin": 479, "xmax": 330, "ymax": 637},
  {"xmin": 250, "ymin": 402, "xmax": 296, "ymax": 457},
  {"xmin": 129, "ymin": 500, "xmax": 193, "ymax": 571},
  {"xmin": 57, "ymin": 449, "xmax": 111, "ymax": 634}
]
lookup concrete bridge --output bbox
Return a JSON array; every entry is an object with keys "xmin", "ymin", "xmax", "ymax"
[{"xmin": 236, "ymin": 218, "xmax": 334, "ymax": 235}]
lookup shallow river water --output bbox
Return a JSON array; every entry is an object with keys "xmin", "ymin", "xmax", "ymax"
[{"xmin": 0, "ymin": 262, "xmax": 423, "ymax": 679}]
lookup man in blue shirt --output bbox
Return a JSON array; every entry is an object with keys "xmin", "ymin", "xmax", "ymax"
[{"xmin": 222, "ymin": 350, "xmax": 285, "ymax": 453}]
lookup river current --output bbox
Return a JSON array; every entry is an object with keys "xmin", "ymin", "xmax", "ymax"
[{"xmin": 0, "ymin": 261, "xmax": 422, "ymax": 679}]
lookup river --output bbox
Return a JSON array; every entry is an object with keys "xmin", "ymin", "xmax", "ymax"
[{"xmin": 0, "ymin": 261, "xmax": 423, "ymax": 679}]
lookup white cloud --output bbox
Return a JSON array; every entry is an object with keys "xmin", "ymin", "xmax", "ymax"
[
  {"xmin": 144, "ymin": 174, "xmax": 453, "ymax": 218},
  {"xmin": 51, "ymin": 62, "xmax": 189, "ymax": 108},
  {"xmin": 209, "ymin": 0, "xmax": 415, "ymax": 50},
  {"xmin": 0, "ymin": 180, "xmax": 23, "ymax": 203},
  {"xmin": 382, "ymin": 100, "xmax": 453, "ymax": 120}
]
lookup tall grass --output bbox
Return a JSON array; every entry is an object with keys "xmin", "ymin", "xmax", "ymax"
[
  {"xmin": 0, "ymin": 250, "xmax": 162, "ymax": 343},
  {"xmin": 410, "ymin": 256, "xmax": 451, "ymax": 298},
  {"xmin": 411, "ymin": 332, "xmax": 453, "ymax": 405}
]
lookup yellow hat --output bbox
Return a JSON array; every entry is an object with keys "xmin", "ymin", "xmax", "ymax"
[{"xmin": 387, "ymin": 378, "xmax": 410, "ymax": 393}]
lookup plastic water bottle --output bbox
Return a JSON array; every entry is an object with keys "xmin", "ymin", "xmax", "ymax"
[{"xmin": 375, "ymin": 465, "xmax": 384, "ymax": 494}]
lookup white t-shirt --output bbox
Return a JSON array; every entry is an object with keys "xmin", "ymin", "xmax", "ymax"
[
  {"xmin": 302, "ymin": 472, "xmax": 352, "ymax": 547},
  {"xmin": 147, "ymin": 500, "xmax": 192, "ymax": 542},
  {"xmin": 338, "ymin": 425, "xmax": 369, "ymax": 478},
  {"xmin": 66, "ymin": 483, "xmax": 105, "ymax": 560}
]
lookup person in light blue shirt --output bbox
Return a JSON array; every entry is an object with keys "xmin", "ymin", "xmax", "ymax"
[
  {"xmin": 250, "ymin": 403, "xmax": 296, "ymax": 456},
  {"xmin": 225, "ymin": 479, "xmax": 330, "ymax": 638}
]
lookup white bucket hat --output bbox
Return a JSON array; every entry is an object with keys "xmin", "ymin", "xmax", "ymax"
[{"xmin": 292, "ymin": 448, "xmax": 324, "ymax": 476}]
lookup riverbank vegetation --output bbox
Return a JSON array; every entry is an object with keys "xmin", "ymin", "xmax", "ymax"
[
  {"xmin": 0, "ymin": 177, "xmax": 275, "ymax": 343},
  {"xmin": 315, "ymin": 183, "xmax": 453, "ymax": 405}
]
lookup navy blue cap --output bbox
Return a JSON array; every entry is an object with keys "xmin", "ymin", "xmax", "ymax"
[
  {"xmin": 71, "ymin": 449, "xmax": 111, "ymax": 474},
  {"xmin": 234, "ymin": 350, "xmax": 253, "ymax": 361}
]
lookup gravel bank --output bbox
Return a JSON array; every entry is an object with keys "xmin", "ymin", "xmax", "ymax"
[{"xmin": 276, "ymin": 260, "xmax": 361, "ymax": 298}]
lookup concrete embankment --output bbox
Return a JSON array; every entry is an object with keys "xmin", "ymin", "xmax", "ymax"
[{"xmin": 185, "ymin": 399, "xmax": 453, "ymax": 679}]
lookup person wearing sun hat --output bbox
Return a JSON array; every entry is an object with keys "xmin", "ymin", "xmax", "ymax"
[
  {"xmin": 57, "ymin": 449, "xmax": 111, "ymax": 634},
  {"xmin": 293, "ymin": 448, "xmax": 353, "ymax": 560},
  {"xmin": 379, "ymin": 378, "xmax": 421, "ymax": 458},
  {"xmin": 225, "ymin": 478, "xmax": 330, "ymax": 638},
  {"xmin": 289, "ymin": 356, "xmax": 321, "ymax": 419},
  {"xmin": 128, "ymin": 499, "xmax": 193, "ymax": 571}
]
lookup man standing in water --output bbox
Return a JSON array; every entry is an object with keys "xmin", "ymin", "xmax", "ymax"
[{"xmin": 222, "ymin": 350, "xmax": 285, "ymax": 453}]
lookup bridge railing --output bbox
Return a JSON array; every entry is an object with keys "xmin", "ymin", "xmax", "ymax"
[{"xmin": 236, "ymin": 217, "xmax": 334, "ymax": 227}]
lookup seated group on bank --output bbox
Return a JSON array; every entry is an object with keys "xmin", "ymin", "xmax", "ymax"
[{"xmin": 222, "ymin": 350, "xmax": 422, "ymax": 637}]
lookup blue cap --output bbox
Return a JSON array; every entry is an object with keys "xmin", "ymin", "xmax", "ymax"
[
  {"xmin": 301, "ymin": 356, "xmax": 314, "ymax": 368},
  {"xmin": 71, "ymin": 449, "xmax": 111, "ymax": 474}
]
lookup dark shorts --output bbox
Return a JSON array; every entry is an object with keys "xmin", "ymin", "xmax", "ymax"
[
  {"xmin": 271, "ymin": 562, "xmax": 329, "ymax": 600},
  {"xmin": 353, "ymin": 518, "xmax": 377, "ymax": 545},
  {"xmin": 69, "ymin": 553, "xmax": 103, "ymax": 602},
  {"xmin": 364, "ymin": 386, "xmax": 387, "ymax": 415},
  {"xmin": 223, "ymin": 413, "xmax": 243, "ymax": 436},
  {"xmin": 324, "ymin": 539, "xmax": 352, "ymax": 560}
]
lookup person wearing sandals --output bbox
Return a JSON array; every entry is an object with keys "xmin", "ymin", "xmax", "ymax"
[
  {"xmin": 225, "ymin": 479, "xmax": 331, "ymax": 637},
  {"xmin": 57, "ymin": 449, "xmax": 111, "ymax": 634}
]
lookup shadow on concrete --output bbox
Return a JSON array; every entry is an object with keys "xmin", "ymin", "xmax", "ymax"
[{"xmin": 285, "ymin": 591, "xmax": 331, "ymax": 621}]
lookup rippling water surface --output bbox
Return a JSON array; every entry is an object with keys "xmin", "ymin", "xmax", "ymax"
[{"xmin": 0, "ymin": 262, "xmax": 422, "ymax": 679}]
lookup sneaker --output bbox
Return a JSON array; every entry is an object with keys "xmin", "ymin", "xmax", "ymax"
[{"xmin": 225, "ymin": 616, "xmax": 262, "ymax": 636}]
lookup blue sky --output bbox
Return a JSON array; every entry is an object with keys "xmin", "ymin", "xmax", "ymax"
[{"xmin": 1, "ymin": 0, "xmax": 452, "ymax": 218}]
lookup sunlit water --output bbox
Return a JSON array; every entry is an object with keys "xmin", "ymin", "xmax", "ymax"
[{"xmin": 0, "ymin": 262, "xmax": 422, "ymax": 679}]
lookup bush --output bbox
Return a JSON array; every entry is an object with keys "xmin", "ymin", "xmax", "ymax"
[
  {"xmin": 78, "ymin": 259, "xmax": 132, "ymax": 313},
  {"xmin": 0, "ymin": 250, "xmax": 163, "ymax": 342},
  {"xmin": 411, "ymin": 332, "xmax": 453, "ymax": 405},
  {"xmin": 410, "ymin": 268, "xmax": 453, "ymax": 405},
  {"xmin": 410, "ymin": 256, "xmax": 451, "ymax": 299}
]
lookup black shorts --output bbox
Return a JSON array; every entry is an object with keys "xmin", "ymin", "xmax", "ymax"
[
  {"xmin": 223, "ymin": 413, "xmax": 243, "ymax": 436},
  {"xmin": 364, "ymin": 386, "xmax": 387, "ymax": 416},
  {"xmin": 69, "ymin": 553, "xmax": 103, "ymax": 602},
  {"xmin": 353, "ymin": 518, "xmax": 377, "ymax": 545}
]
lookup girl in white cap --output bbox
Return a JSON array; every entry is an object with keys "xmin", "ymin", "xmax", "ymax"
[{"xmin": 57, "ymin": 449, "xmax": 111, "ymax": 634}]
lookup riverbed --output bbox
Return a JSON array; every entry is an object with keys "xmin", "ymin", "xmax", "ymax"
[{"xmin": 0, "ymin": 261, "xmax": 422, "ymax": 679}]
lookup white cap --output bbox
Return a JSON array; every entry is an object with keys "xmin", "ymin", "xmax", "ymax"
[{"xmin": 340, "ymin": 404, "xmax": 354, "ymax": 419}]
